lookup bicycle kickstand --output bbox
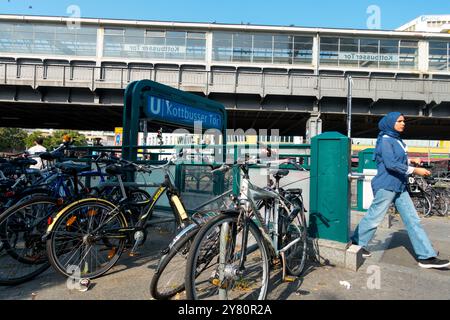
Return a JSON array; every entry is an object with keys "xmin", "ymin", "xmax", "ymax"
[
  {"xmin": 129, "ymin": 230, "xmax": 145, "ymax": 257},
  {"xmin": 280, "ymin": 251, "xmax": 297, "ymax": 283}
]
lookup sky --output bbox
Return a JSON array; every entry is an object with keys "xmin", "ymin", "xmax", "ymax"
[{"xmin": 0, "ymin": 0, "xmax": 449, "ymax": 30}]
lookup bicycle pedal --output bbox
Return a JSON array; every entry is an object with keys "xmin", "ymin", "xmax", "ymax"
[
  {"xmin": 128, "ymin": 252, "xmax": 140, "ymax": 257},
  {"xmin": 283, "ymin": 276, "xmax": 297, "ymax": 283}
]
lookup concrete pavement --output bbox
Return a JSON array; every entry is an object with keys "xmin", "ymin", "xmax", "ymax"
[{"xmin": 0, "ymin": 213, "xmax": 449, "ymax": 300}]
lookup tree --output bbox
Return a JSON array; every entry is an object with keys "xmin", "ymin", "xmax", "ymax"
[{"xmin": 0, "ymin": 128, "xmax": 28, "ymax": 153}]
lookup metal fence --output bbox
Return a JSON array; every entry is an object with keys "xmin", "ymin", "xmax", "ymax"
[{"xmin": 2, "ymin": 62, "xmax": 450, "ymax": 102}]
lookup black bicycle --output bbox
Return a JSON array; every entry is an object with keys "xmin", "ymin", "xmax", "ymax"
[{"xmin": 45, "ymin": 155, "xmax": 191, "ymax": 280}]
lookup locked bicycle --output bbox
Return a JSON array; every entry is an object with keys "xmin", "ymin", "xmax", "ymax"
[
  {"xmin": 45, "ymin": 154, "xmax": 191, "ymax": 280},
  {"xmin": 184, "ymin": 157, "xmax": 308, "ymax": 300}
]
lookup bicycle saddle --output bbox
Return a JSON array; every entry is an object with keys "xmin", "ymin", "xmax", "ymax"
[
  {"xmin": 56, "ymin": 162, "xmax": 91, "ymax": 175},
  {"xmin": 40, "ymin": 152, "xmax": 64, "ymax": 161},
  {"xmin": 271, "ymin": 169, "xmax": 290, "ymax": 178},
  {"xmin": 105, "ymin": 164, "xmax": 136, "ymax": 176},
  {"xmin": 10, "ymin": 158, "xmax": 38, "ymax": 167},
  {"xmin": 286, "ymin": 188, "xmax": 303, "ymax": 195}
]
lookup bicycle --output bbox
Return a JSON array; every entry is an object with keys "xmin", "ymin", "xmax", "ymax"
[
  {"xmin": 149, "ymin": 187, "xmax": 234, "ymax": 300},
  {"xmin": 407, "ymin": 175, "xmax": 432, "ymax": 217},
  {"xmin": 184, "ymin": 157, "xmax": 308, "ymax": 300},
  {"xmin": 45, "ymin": 154, "xmax": 191, "ymax": 280},
  {"xmin": 0, "ymin": 158, "xmax": 96, "ymax": 286}
]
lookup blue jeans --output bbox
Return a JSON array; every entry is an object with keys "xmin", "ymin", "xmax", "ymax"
[{"xmin": 352, "ymin": 189, "xmax": 437, "ymax": 260}]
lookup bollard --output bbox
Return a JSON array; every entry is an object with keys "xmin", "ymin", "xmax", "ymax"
[{"xmin": 309, "ymin": 132, "xmax": 351, "ymax": 244}]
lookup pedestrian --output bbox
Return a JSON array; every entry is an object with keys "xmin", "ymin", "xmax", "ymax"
[
  {"xmin": 352, "ymin": 112, "xmax": 450, "ymax": 269},
  {"xmin": 27, "ymin": 137, "xmax": 47, "ymax": 170}
]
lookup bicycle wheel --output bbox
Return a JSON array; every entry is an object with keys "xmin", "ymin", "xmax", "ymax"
[
  {"xmin": 47, "ymin": 199, "xmax": 128, "ymax": 280},
  {"xmin": 432, "ymin": 190, "xmax": 449, "ymax": 217},
  {"xmin": 412, "ymin": 195, "xmax": 432, "ymax": 217},
  {"xmin": 281, "ymin": 210, "xmax": 307, "ymax": 277},
  {"xmin": 150, "ymin": 225, "xmax": 199, "ymax": 300},
  {"xmin": 185, "ymin": 213, "xmax": 269, "ymax": 300},
  {"xmin": 0, "ymin": 197, "xmax": 58, "ymax": 285},
  {"xmin": 150, "ymin": 210, "xmax": 221, "ymax": 300}
]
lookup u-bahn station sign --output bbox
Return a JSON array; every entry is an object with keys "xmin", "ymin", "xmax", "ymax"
[
  {"xmin": 339, "ymin": 52, "xmax": 399, "ymax": 62},
  {"xmin": 145, "ymin": 95, "xmax": 224, "ymax": 130}
]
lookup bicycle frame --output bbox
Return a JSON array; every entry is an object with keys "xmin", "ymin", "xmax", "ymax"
[{"xmin": 234, "ymin": 166, "xmax": 304, "ymax": 259}]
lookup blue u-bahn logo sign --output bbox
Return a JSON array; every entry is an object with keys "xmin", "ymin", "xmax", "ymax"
[{"xmin": 145, "ymin": 95, "xmax": 223, "ymax": 130}]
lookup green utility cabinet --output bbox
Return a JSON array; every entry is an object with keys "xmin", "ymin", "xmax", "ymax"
[
  {"xmin": 309, "ymin": 132, "xmax": 351, "ymax": 244},
  {"xmin": 357, "ymin": 149, "xmax": 377, "ymax": 212}
]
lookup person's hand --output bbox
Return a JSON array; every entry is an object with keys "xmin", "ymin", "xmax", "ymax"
[
  {"xmin": 410, "ymin": 158, "xmax": 422, "ymax": 166},
  {"xmin": 414, "ymin": 168, "xmax": 431, "ymax": 177}
]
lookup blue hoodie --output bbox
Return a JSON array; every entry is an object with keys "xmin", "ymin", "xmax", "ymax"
[{"xmin": 371, "ymin": 112, "xmax": 414, "ymax": 195}]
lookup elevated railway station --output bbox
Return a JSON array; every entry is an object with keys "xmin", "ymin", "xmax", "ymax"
[{"xmin": 1, "ymin": 15, "xmax": 450, "ymax": 138}]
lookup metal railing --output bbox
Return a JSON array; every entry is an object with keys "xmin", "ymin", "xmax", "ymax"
[
  {"xmin": 63, "ymin": 143, "xmax": 311, "ymax": 213},
  {"xmin": 2, "ymin": 63, "xmax": 450, "ymax": 102}
]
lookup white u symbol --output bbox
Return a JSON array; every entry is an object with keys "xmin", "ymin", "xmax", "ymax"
[{"xmin": 150, "ymin": 97, "xmax": 161, "ymax": 115}]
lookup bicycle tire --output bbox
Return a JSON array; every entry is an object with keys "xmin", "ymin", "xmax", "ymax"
[
  {"xmin": 150, "ymin": 225, "xmax": 199, "ymax": 300},
  {"xmin": 185, "ymin": 212, "xmax": 269, "ymax": 300},
  {"xmin": 432, "ymin": 190, "xmax": 448, "ymax": 217},
  {"xmin": 412, "ymin": 195, "xmax": 432, "ymax": 217},
  {"xmin": 47, "ymin": 199, "xmax": 128, "ymax": 280},
  {"xmin": 0, "ymin": 196, "xmax": 58, "ymax": 286},
  {"xmin": 282, "ymin": 210, "xmax": 308, "ymax": 277}
]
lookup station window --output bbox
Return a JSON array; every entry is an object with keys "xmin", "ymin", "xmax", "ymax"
[
  {"xmin": 320, "ymin": 36, "xmax": 418, "ymax": 71},
  {"xmin": 429, "ymin": 41, "xmax": 449, "ymax": 72},
  {"xmin": 212, "ymin": 32, "xmax": 313, "ymax": 66},
  {"xmin": 104, "ymin": 28, "xmax": 206, "ymax": 61},
  {"xmin": 0, "ymin": 22, "xmax": 96, "ymax": 57}
]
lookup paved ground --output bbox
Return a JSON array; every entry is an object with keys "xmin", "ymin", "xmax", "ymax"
[{"xmin": 0, "ymin": 213, "xmax": 449, "ymax": 300}]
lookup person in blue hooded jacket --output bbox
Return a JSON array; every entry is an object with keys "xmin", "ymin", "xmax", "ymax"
[{"xmin": 352, "ymin": 112, "xmax": 450, "ymax": 269}]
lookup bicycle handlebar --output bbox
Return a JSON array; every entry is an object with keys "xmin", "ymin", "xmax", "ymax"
[{"xmin": 210, "ymin": 158, "xmax": 305, "ymax": 174}]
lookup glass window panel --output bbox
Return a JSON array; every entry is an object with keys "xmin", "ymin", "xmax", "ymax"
[
  {"xmin": 14, "ymin": 24, "xmax": 33, "ymax": 32},
  {"xmin": 166, "ymin": 31, "xmax": 185, "ymax": 38},
  {"xmin": 145, "ymin": 37, "xmax": 165, "ymax": 45},
  {"xmin": 186, "ymin": 38, "xmax": 206, "ymax": 60},
  {"xmin": 429, "ymin": 41, "xmax": 448, "ymax": 71},
  {"xmin": 340, "ymin": 37, "xmax": 359, "ymax": 52},
  {"xmin": 320, "ymin": 37, "xmax": 339, "ymax": 66},
  {"xmin": 187, "ymin": 32, "xmax": 205, "ymax": 39},
  {"xmin": 380, "ymin": 39, "xmax": 398, "ymax": 47},
  {"xmin": 125, "ymin": 28, "xmax": 144, "ymax": 37},
  {"xmin": 166, "ymin": 37, "xmax": 186, "ymax": 59},
  {"xmin": 77, "ymin": 27, "xmax": 97, "ymax": 35},
  {"xmin": 253, "ymin": 34, "xmax": 273, "ymax": 63},
  {"xmin": 400, "ymin": 40, "xmax": 418, "ymax": 48},
  {"xmin": 232, "ymin": 33, "xmax": 252, "ymax": 62},
  {"xmin": 34, "ymin": 32, "xmax": 54, "ymax": 42},
  {"xmin": 399, "ymin": 43, "xmax": 418, "ymax": 70},
  {"xmin": 293, "ymin": 36, "xmax": 313, "ymax": 64},
  {"xmin": 105, "ymin": 28, "xmax": 124, "ymax": 35},
  {"xmin": 34, "ymin": 25, "xmax": 56, "ymax": 33},
  {"xmin": 0, "ymin": 22, "xmax": 14, "ymax": 32},
  {"xmin": 146, "ymin": 30, "xmax": 165, "ymax": 37},
  {"xmin": 273, "ymin": 35, "xmax": 293, "ymax": 64},
  {"xmin": 360, "ymin": 38, "xmax": 378, "ymax": 53},
  {"xmin": 213, "ymin": 32, "xmax": 233, "ymax": 61},
  {"xmin": 125, "ymin": 35, "xmax": 145, "ymax": 45}
]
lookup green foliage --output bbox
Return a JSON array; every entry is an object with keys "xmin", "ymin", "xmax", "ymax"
[
  {"xmin": 46, "ymin": 130, "xmax": 87, "ymax": 149},
  {"xmin": 0, "ymin": 128, "xmax": 28, "ymax": 153},
  {"xmin": 0, "ymin": 128, "xmax": 88, "ymax": 154}
]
